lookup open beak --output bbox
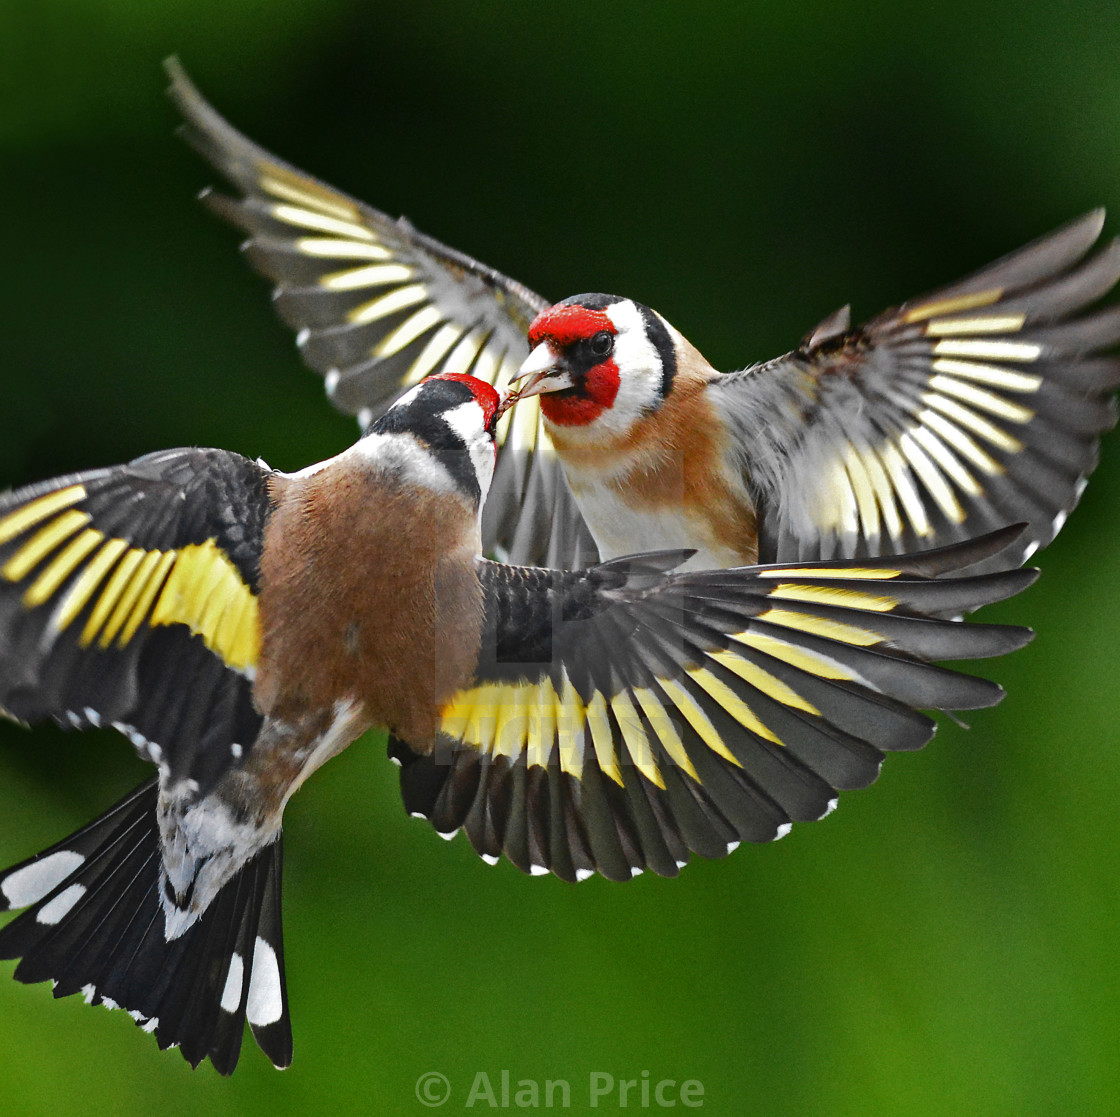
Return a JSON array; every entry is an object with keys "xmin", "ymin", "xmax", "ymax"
[
  {"xmin": 493, "ymin": 389, "xmax": 518, "ymax": 424},
  {"xmin": 506, "ymin": 342, "xmax": 575, "ymax": 400}
]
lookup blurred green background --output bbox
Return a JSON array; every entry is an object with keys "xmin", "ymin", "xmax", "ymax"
[{"xmin": 2, "ymin": 1, "xmax": 1119, "ymax": 1113}]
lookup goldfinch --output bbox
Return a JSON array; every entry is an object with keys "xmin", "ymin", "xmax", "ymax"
[
  {"xmin": 0, "ymin": 366, "xmax": 1036, "ymax": 1071},
  {"xmin": 166, "ymin": 61, "xmax": 1120, "ymax": 572}
]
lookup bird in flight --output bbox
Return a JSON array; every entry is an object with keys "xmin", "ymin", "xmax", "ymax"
[
  {"xmin": 0, "ymin": 368, "xmax": 1034, "ymax": 1071},
  {"xmin": 166, "ymin": 60, "xmax": 1120, "ymax": 575}
]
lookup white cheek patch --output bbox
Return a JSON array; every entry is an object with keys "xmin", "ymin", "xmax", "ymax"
[
  {"xmin": 591, "ymin": 300, "xmax": 667, "ymax": 438},
  {"xmin": 440, "ymin": 399, "xmax": 496, "ymax": 499}
]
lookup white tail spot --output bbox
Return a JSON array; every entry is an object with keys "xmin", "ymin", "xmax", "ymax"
[
  {"xmin": 221, "ymin": 951, "xmax": 245, "ymax": 1014},
  {"xmin": 246, "ymin": 937, "xmax": 284, "ymax": 1027},
  {"xmin": 35, "ymin": 882, "xmax": 86, "ymax": 925},
  {"xmin": 2, "ymin": 849, "xmax": 85, "ymax": 907}
]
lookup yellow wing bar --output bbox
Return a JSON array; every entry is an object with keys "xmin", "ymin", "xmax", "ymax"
[
  {"xmin": 436, "ymin": 600, "xmax": 914, "ymax": 792},
  {"xmin": 0, "ymin": 491, "xmax": 259, "ymax": 675}
]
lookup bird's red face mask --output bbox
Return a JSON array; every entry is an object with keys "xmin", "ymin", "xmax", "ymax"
[{"xmin": 514, "ymin": 304, "xmax": 621, "ymax": 426}]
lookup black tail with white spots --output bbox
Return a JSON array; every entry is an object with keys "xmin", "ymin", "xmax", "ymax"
[{"xmin": 0, "ymin": 779, "xmax": 290, "ymax": 1074}]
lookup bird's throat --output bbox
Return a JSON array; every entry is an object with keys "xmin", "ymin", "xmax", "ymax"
[{"xmin": 537, "ymin": 360, "xmax": 621, "ymax": 426}]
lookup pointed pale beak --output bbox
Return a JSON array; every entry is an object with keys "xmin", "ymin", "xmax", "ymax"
[{"xmin": 507, "ymin": 341, "xmax": 575, "ymax": 399}]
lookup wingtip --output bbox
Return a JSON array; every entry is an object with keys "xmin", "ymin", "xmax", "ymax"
[
  {"xmin": 252, "ymin": 1023, "xmax": 294, "ymax": 1072},
  {"xmin": 599, "ymin": 549, "xmax": 697, "ymax": 575},
  {"xmin": 1082, "ymin": 206, "xmax": 1107, "ymax": 233},
  {"xmin": 1044, "ymin": 206, "xmax": 1107, "ymax": 255},
  {"xmin": 1039, "ymin": 207, "xmax": 1107, "ymax": 245},
  {"xmin": 945, "ymin": 676, "xmax": 1009, "ymax": 711},
  {"xmin": 802, "ymin": 303, "xmax": 852, "ymax": 351},
  {"xmin": 989, "ymin": 562, "xmax": 1042, "ymax": 598},
  {"xmin": 938, "ymin": 523, "xmax": 1034, "ymax": 574},
  {"xmin": 163, "ymin": 56, "xmax": 194, "ymax": 101},
  {"xmin": 987, "ymin": 522, "xmax": 1030, "ymax": 547}
]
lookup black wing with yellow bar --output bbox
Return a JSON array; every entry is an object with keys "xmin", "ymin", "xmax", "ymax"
[
  {"xmin": 0, "ymin": 447, "xmax": 271, "ymax": 788},
  {"xmin": 728, "ymin": 212, "xmax": 1120, "ymax": 570},
  {"xmin": 166, "ymin": 59, "xmax": 595, "ymax": 570},
  {"xmin": 392, "ymin": 527, "xmax": 1036, "ymax": 882}
]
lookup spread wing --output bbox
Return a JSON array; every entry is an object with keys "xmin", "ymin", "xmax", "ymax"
[
  {"xmin": 391, "ymin": 527, "xmax": 1036, "ymax": 882},
  {"xmin": 0, "ymin": 448, "xmax": 272, "ymax": 789},
  {"xmin": 166, "ymin": 59, "xmax": 596, "ymax": 569},
  {"xmin": 717, "ymin": 211, "xmax": 1120, "ymax": 568}
]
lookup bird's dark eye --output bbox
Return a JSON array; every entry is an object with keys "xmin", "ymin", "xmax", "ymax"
[{"xmin": 589, "ymin": 331, "xmax": 614, "ymax": 358}]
